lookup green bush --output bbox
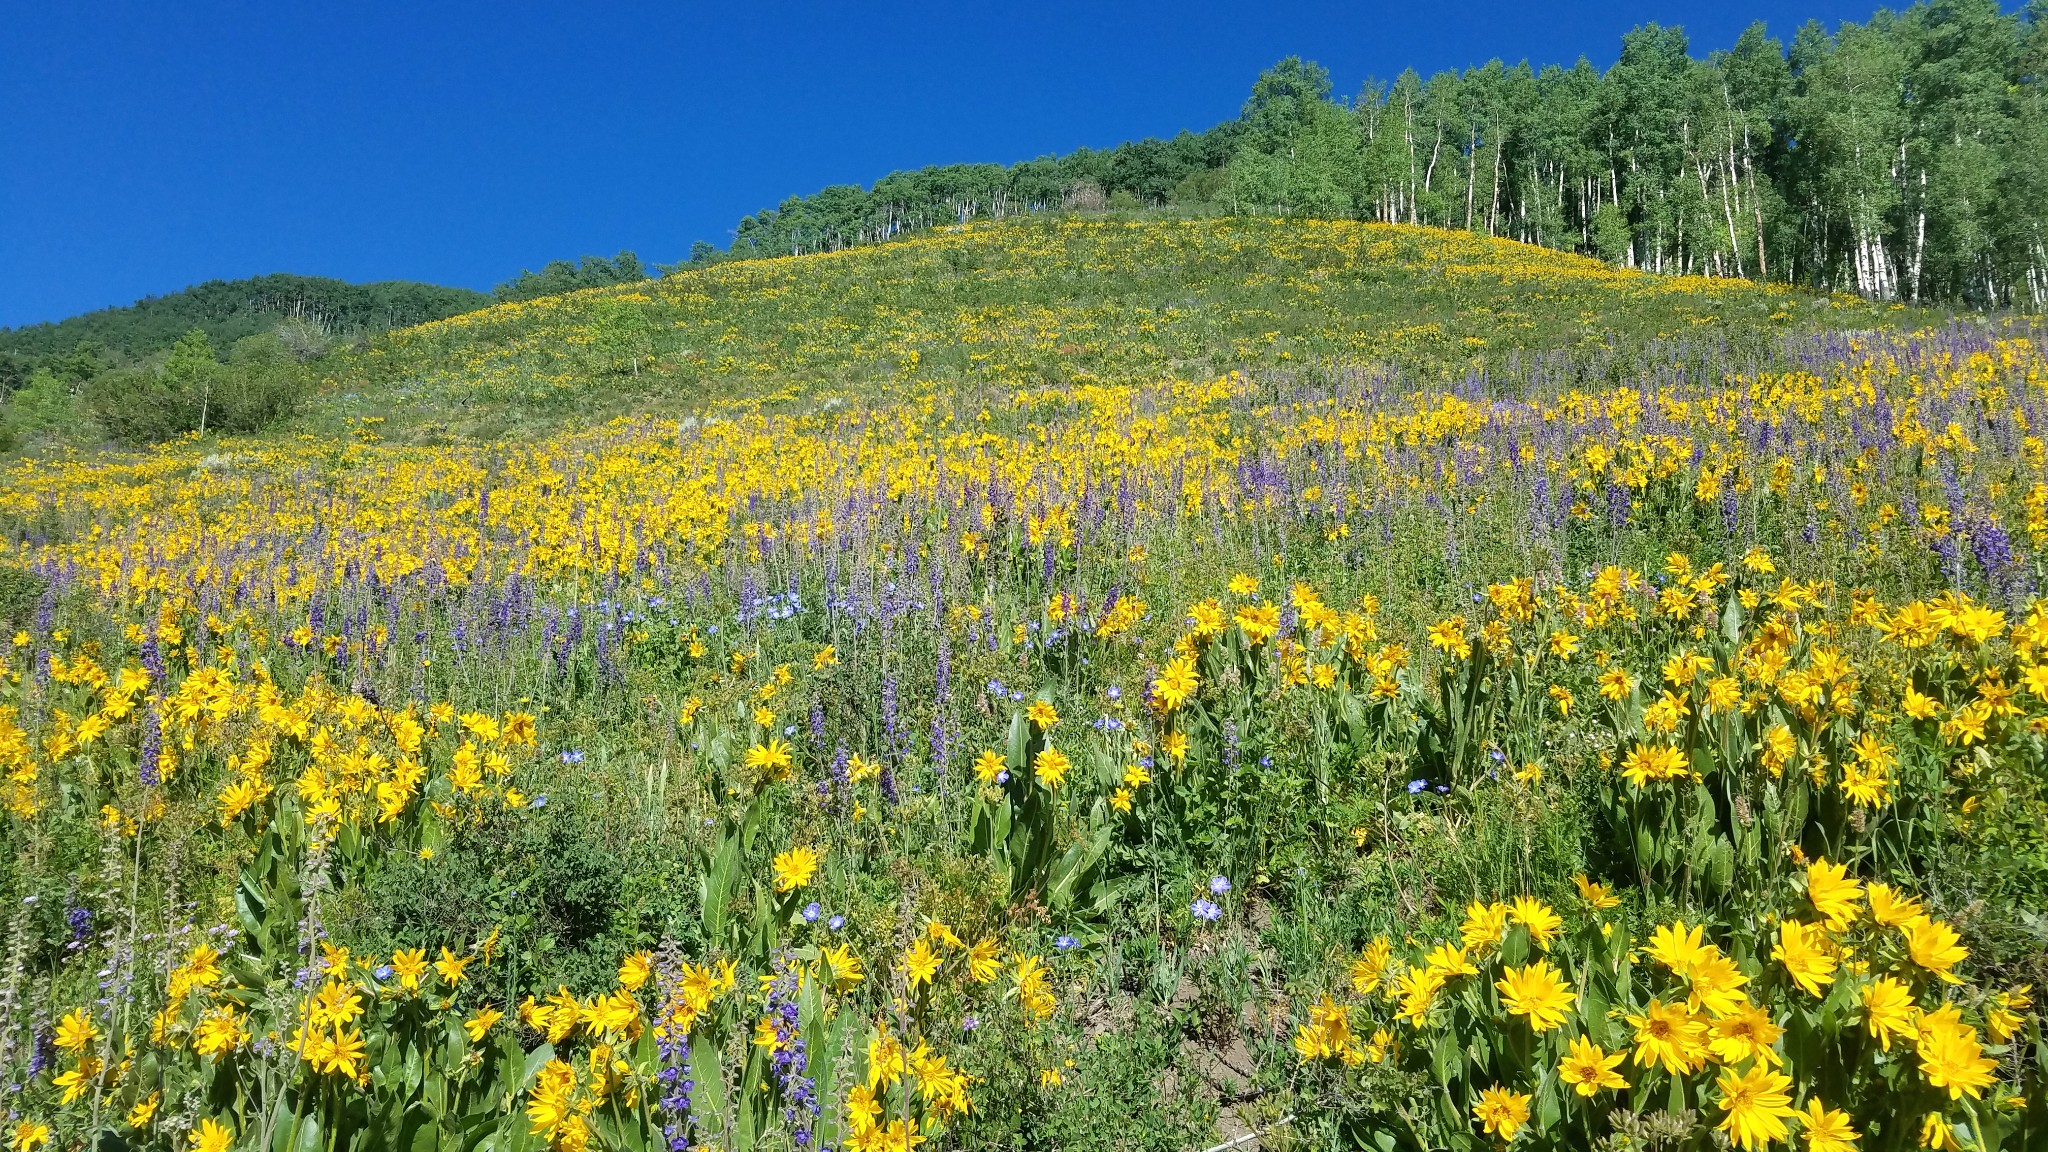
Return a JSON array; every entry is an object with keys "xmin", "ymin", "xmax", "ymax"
[
  {"xmin": 217, "ymin": 331, "xmax": 308, "ymax": 431},
  {"xmin": 84, "ymin": 363, "xmax": 199, "ymax": 445},
  {"xmin": 82, "ymin": 327, "xmax": 308, "ymax": 445},
  {"xmin": 0, "ymin": 368, "xmax": 86, "ymax": 447}
]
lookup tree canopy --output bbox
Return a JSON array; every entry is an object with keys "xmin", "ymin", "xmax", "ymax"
[
  {"xmin": 0, "ymin": 274, "xmax": 488, "ymax": 374},
  {"xmin": 492, "ymin": 252, "xmax": 649, "ymax": 303}
]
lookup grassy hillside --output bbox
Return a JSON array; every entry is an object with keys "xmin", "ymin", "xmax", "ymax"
[
  {"xmin": 321, "ymin": 215, "xmax": 1916, "ymax": 439},
  {"xmin": 0, "ymin": 215, "xmax": 2042, "ymax": 1152}
]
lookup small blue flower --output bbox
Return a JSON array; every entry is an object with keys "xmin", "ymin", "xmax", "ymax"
[
  {"xmin": 1408, "ymin": 779, "xmax": 1428, "ymax": 794},
  {"xmin": 1436, "ymin": 784, "xmax": 1450, "ymax": 794},
  {"xmin": 1054, "ymin": 935, "xmax": 1078, "ymax": 951},
  {"xmin": 961, "ymin": 1014, "xmax": 979, "ymax": 1031},
  {"xmin": 828, "ymin": 915, "xmax": 846, "ymax": 931},
  {"xmin": 373, "ymin": 964, "xmax": 394, "ymax": 980},
  {"xmin": 995, "ymin": 770, "xmax": 1009, "ymax": 785},
  {"xmin": 1105, "ymin": 684, "xmax": 1121, "ymax": 701},
  {"xmin": 784, "ymin": 725, "xmax": 797, "ymax": 737},
  {"xmin": 1209, "ymin": 875, "xmax": 1232, "ymax": 896},
  {"xmin": 531, "ymin": 794, "xmax": 548, "ymax": 809},
  {"xmin": 1259, "ymin": 755, "xmax": 1272, "ymax": 768},
  {"xmin": 802, "ymin": 902, "xmax": 821, "ymax": 923},
  {"xmin": 1191, "ymin": 898, "xmax": 1222, "ymax": 923},
  {"xmin": 560, "ymin": 749, "xmax": 584, "ymax": 764}
]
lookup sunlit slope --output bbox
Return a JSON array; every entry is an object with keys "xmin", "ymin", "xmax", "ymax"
[{"xmin": 331, "ymin": 216, "xmax": 1885, "ymax": 437}]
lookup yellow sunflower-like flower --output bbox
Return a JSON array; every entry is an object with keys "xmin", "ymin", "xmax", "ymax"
[
  {"xmin": 1558, "ymin": 1034, "xmax": 1627, "ymax": 1096},
  {"xmin": 1471, "ymin": 1085, "xmax": 1531, "ymax": 1141},
  {"xmin": 1495, "ymin": 960, "xmax": 1575, "ymax": 1032},
  {"xmin": 772, "ymin": 845, "xmax": 820, "ymax": 892},
  {"xmin": 1714, "ymin": 1063, "xmax": 1797, "ymax": 1151}
]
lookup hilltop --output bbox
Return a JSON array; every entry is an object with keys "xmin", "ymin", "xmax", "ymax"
[{"xmin": 319, "ymin": 215, "xmax": 1918, "ymax": 442}]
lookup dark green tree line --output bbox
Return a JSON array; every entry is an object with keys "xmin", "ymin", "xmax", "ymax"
[
  {"xmin": 0, "ymin": 273, "xmax": 488, "ymax": 370},
  {"xmin": 492, "ymin": 252, "xmax": 649, "ymax": 303}
]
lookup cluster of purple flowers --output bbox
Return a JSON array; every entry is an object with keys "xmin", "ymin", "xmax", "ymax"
[
  {"xmin": 650, "ymin": 940, "xmax": 697, "ymax": 1151},
  {"xmin": 761, "ymin": 955, "xmax": 820, "ymax": 1147}
]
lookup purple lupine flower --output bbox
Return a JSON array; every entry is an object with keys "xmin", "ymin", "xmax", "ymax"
[
  {"xmin": 651, "ymin": 935, "xmax": 697, "ymax": 1148},
  {"xmin": 139, "ymin": 635, "xmax": 165, "ymax": 683},
  {"xmin": 828, "ymin": 742, "xmax": 851, "ymax": 806},
  {"xmin": 760, "ymin": 954, "xmax": 819, "ymax": 1146},
  {"xmin": 138, "ymin": 704, "xmax": 163, "ymax": 788}
]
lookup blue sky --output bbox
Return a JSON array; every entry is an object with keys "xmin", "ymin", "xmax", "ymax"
[{"xmin": 2, "ymin": 0, "xmax": 1892, "ymax": 328}]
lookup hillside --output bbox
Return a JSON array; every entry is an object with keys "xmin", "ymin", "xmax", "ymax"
[
  {"xmin": 1, "ymin": 211, "xmax": 2043, "ymax": 1152},
  {"xmin": 0, "ymin": 272, "xmax": 488, "ymax": 379},
  {"xmin": 321, "ymin": 215, "xmax": 1915, "ymax": 440}
]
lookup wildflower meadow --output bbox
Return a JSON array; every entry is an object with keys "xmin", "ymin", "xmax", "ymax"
[{"xmin": 0, "ymin": 218, "xmax": 2043, "ymax": 1152}]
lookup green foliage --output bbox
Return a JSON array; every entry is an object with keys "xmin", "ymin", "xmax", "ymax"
[
  {"xmin": 967, "ymin": 1006, "xmax": 1220, "ymax": 1151},
  {"xmin": 0, "ymin": 566, "xmax": 45, "ymax": 631},
  {"xmin": 79, "ymin": 328, "xmax": 310, "ymax": 445},
  {"xmin": 1592, "ymin": 203, "xmax": 1634, "ymax": 265},
  {"xmin": 0, "ymin": 369, "xmax": 85, "ymax": 449},
  {"xmin": 0, "ymin": 274, "xmax": 487, "ymax": 367},
  {"xmin": 216, "ymin": 333, "xmax": 309, "ymax": 431},
  {"xmin": 83, "ymin": 364, "xmax": 195, "ymax": 446},
  {"xmin": 493, "ymin": 252, "xmax": 649, "ymax": 304}
]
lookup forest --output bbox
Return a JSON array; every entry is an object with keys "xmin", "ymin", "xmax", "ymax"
[
  {"xmin": 0, "ymin": 275, "xmax": 488, "ymax": 389},
  {"xmin": 722, "ymin": 0, "xmax": 2048, "ymax": 308}
]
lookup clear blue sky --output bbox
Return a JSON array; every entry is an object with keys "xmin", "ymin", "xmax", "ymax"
[{"xmin": 2, "ymin": 0, "xmax": 1891, "ymax": 329}]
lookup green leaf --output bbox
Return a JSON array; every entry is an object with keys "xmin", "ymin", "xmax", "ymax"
[
  {"xmin": 518, "ymin": 1043, "xmax": 556, "ymax": 1091},
  {"xmin": 1047, "ymin": 822, "xmax": 1113, "ymax": 911}
]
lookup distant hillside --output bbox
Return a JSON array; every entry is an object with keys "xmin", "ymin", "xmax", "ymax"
[
  {"xmin": 0, "ymin": 273, "xmax": 489, "ymax": 379},
  {"xmin": 324, "ymin": 215, "xmax": 1924, "ymax": 443}
]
